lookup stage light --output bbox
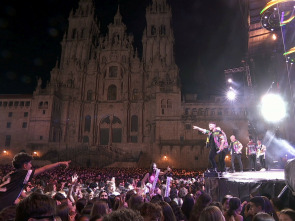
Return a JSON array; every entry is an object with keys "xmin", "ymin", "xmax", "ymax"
[
  {"xmin": 228, "ymin": 78, "xmax": 233, "ymax": 83},
  {"xmin": 227, "ymin": 90, "xmax": 236, "ymax": 101},
  {"xmin": 163, "ymin": 155, "xmax": 167, "ymax": 160},
  {"xmin": 260, "ymin": 93, "xmax": 286, "ymax": 122},
  {"xmin": 272, "ymin": 34, "xmax": 277, "ymax": 40}
]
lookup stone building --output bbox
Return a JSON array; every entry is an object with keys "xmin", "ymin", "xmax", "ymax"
[{"xmin": 0, "ymin": 0, "xmax": 249, "ymax": 169}]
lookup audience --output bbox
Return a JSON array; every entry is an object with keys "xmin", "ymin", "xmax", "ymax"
[
  {"xmin": 223, "ymin": 197, "xmax": 243, "ymax": 221},
  {"xmin": 0, "ymin": 153, "xmax": 293, "ymax": 221},
  {"xmin": 199, "ymin": 205, "xmax": 225, "ymax": 221}
]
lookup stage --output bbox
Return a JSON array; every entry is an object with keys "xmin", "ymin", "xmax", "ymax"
[{"xmin": 204, "ymin": 169, "xmax": 286, "ymax": 202}]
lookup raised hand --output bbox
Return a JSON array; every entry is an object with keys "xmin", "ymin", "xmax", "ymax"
[
  {"xmin": 61, "ymin": 160, "xmax": 71, "ymax": 169},
  {"xmin": 71, "ymin": 174, "xmax": 78, "ymax": 184}
]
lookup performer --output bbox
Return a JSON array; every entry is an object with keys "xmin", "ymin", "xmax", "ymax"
[
  {"xmin": 229, "ymin": 135, "xmax": 243, "ymax": 172},
  {"xmin": 193, "ymin": 122, "xmax": 227, "ymax": 172},
  {"xmin": 256, "ymin": 140, "xmax": 267, "ymax": 171},
  {"xmin": 0, "ymin": 152, "xmax": 71, "ymax": 211},
  {"xmin": 141, "ymin": 162, "xmax": 171, "ymax": 196},
  {"xmin": 246, "ymin": 137, "xmax": 257, "ymax": 171}
]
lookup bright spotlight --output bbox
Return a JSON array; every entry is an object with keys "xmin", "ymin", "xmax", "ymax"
[
  {"xmin": 227, "ymin": 78, "xmax": 233, "ymax": 83},
  {"xmin": 227, "ymin": 90, "xmax": 236, "ymax": 101},
  {"xmin": 272, "ymin": 34, "xmax": 277, "ymax": 40},
  {"xmin": 261, "ymin": 93, "xmax": 286, "ymax": 122}
]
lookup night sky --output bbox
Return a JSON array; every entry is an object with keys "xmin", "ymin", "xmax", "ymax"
[{"xmin": 0, "ymin": 0, "xmax": 248, "ymax": 97}]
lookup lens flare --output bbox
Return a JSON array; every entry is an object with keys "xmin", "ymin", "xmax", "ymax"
[
  {"xmin": 227, "ymin": 90, "xmax": 236, "ymax": 101},
  {"xmin": 261, "ymin": 94, "xmax": 286, "ymax": 122}
]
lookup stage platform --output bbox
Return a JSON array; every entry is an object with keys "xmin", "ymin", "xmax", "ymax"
[{"xmin": 204, "ymin": 169, "xmax": 286, "ymax": 202}]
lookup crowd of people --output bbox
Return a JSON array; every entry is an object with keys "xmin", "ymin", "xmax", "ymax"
[{"xmin": 0, "ymin": 152, "xmax": 294, "ymax": 221}]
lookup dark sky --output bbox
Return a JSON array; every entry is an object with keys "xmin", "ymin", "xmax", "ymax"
[{"xmin": 0, "ymin": 0, "xmax": 248, "ymax": 97}]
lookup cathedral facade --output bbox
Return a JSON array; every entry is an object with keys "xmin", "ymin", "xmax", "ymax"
[{"xmin": 0, "ymin": 0, "xmax": 249, "ymax": 169}]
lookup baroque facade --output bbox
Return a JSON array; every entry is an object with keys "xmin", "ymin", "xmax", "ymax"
[{"xmin": 0, "ymin": 0, "xmax": 249, "ymax": 169}]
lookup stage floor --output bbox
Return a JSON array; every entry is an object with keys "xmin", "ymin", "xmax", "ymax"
[
  {"xmin": 221, "ymin": 169, "xmax": 285, "ymax": 182},
  {"xmin": 204, "ymin": 169, "xmax": 286, "ymax": 202}
]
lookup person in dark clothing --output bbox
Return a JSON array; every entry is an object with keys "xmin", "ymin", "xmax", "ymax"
[
  {"xmin": 193, "ymin": 122, "xmax": 227, "ymax": 172},
  {"xmin": 0, "ymin": 152, "xmax": 70, "ymax": 211},
  {"xmin": 229, "ymin": 135, "xmax": 244, "ymax": 172},
  {"xmin": 246, "ymin": 137, "xmax": 258, "ymax": 171}
]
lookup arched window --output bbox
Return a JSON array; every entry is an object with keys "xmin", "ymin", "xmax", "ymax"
[
  {"xmin": 80, "ymin": 29, "xmax": 84, "ymax": 38},
  {"xmin": 87, "ymin": 90, "xmax": 93, "ymax": 101},
  {"xmin": 160, "ymin": 25, "xmax": 166, "ymax": 35},
  {"xmin": 99, "ymin": 116, "xmax": 122, "ymax": 145},
  {"xmin": 167, "ymin": 100, "xmax": 172, "ymax": 108},
  {"xmin": 198, "ymin": 108, "xmax": 203, "ymax": 116},
  {"xmin": 107, "ymin": 85, "xmax": 117, "ymax": 100},
  {"xmin": 151, "ymin": 25, "xmax": 156, "ymax": 35},
  {"xmin": 161, "ymin": 99, "xmax": 166, "ymax": 108},
  {"xmin": 83, "ymin": 136, "xmax": 89, "ymax": 143},
  {"xmin": 109, "ymin": 66, "xmax": 118, "ymax": 77},
  {"xmin": 131, "ymin": 115, "xmax": 138, "ymax": 132},
  {"xmin": 84, "ymin": 115, "xmax": 91, "ymax": 132},
  {"xmin": 122, "ymin": 55, "xmax": 127, "ymax": 63},
  {"xmin": 44, "ymin": 102, "xmax": 48, "ymax": 109},
  {"xmin": 185, "ymin": 108, "xmax": 189, "ymax": 115},
  {"xmin": 133, "ymin": 89, "xmax": 139, "ymax": 100},
  {"xmin": 72, "ymin": 29, "xmax": 76, "ymax": 39},
  {"xmin": 38, "ymin": 102, "xmax": 43, "ymax": 109},
  {"xmin": 192, "ymin": 108, "xmax": 197, "ymax": 116}
]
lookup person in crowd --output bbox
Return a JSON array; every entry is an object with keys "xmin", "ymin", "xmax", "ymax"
[
  {"xmin": 223, "ymin": 197, "xmax": 243, "ymax": 221},
  {"xmin": 140, "ymin": 202, "xmax": 163, "ymax": 221},
  {"xmin": 221, "ymin": 195, "xmax": 233, "ymax": 213},
  {"xmin": 177, "ymin": 187, "xmax": 188, "ymax": 207},
  {"xmin": 261, "ymin": 196, "xmax": 279, "ymax": 221},
  {"xmin": 128, "ymin": 194, "xmax": 144, "ymax": 211},
  {"xmin": 229, "ymin": 135, "xmax": 244, "ymax": 172},
  {"xmin": 257, "ymin": 140, "xmax": 267, "ymax": 171},
  {"xmin": 15, "ymin": 192, "xmax": 57, "ymax": 221},
  {"xmin": 193, "ymin": 122, "xmax": 227, "ymax": 172},
  {"xmin": 246, "ymin": 137, "xmax": 257, "ymax": 171},
  {"xmin": 44, "ymin": 183, "xmax": 57, "ymax": 197},
  {"xmin": 76, "ymin": 198, "xmax": 87, "ymax": 217},
  {"xmin": 253, "ymin": 212, "xmax": 275, "ymax": 221},
  {"xmin": 189, "ymin": 192, "xmax": 212, "ymax": 221},
  {"xmin": 102, "ymin": 208, "xmax": 143, "ymax": 221},
  {"xmin": 90, "ymin": 200, "xmax": 109, "ymax": 219},
  {"xmin": 99, "ymin": 190, "xmax": 109, "ymax": 200},
  {"xmin": 199, "ymin": 205, "xmax": 225, "ymax": 221},
  {"xmin": 169, "ymin": 200, "xmax": 186, "ymax": 221},
  {"xmin": 248, "ymin": 196, "xmax": 266, "ymax": 220},
  {"xmin": 0, "ymin": 152, "xmax": 71, "ymax": 211},
  {"xmin": 141, "ymin": 162, "xmax": 171, "ymax": 196},
  {"xmin": 181, "ymin": 194, "xmax": 194, "ymax": 220},
  {"xmin": 158, "ymin": 201, "xmax": 177, "ymax": 221},
  {"xmin": 56, "ymin": 202, "xmax": 76, "ymax": 221},
  {"xmin": 270, "ymin": 197, "xmax": 284, "ymax": 218},
  {"xmin": 279, "ymin": 209, "xmax": 295, "ymax": 221},
  {"xmin": 0, "ymin": 205, "xmax": 17, "ymax": 221},
  {"xmin": 210, "ymin": 201, "xmax": 223, "ymax": 212}
]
